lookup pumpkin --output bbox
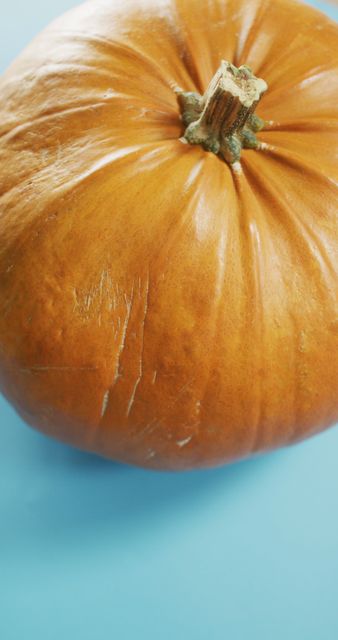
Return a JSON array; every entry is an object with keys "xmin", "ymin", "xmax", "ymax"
[{"xmin": 0, "ymin": 0, "xmax": 337, "ymax": 470}]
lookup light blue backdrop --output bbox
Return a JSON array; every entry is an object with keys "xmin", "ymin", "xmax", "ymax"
[{"xmin": 1, "ymin": 2, "xmax": 337, "ymax": 639}]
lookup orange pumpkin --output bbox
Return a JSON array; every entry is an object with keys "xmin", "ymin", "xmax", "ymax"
[{"xmin": 0, "ymin": 0, "xmax": 337, "ymax": 470}]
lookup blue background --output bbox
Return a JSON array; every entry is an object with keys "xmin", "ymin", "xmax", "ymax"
[{"xmin": 1, "ymin": 1, "xmax": 338, "ymax": 638}]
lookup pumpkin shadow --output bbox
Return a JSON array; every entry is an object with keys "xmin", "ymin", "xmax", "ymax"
[
  {"xmin": 14, "ymin": 432, "xmax": 281, "ymax": 543},
  {"xmin": 1, "ymin": 399, "xmax": 285, "ymax": 555}
]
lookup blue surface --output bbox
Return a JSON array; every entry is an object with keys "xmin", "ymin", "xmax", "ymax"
[{"xmin": 1, "ymin": 2, "xmax": 338, "ymax": 639}]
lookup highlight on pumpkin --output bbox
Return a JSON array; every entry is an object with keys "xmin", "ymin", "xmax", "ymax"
[{"xmin": 176, "ymin": 60, "xmax": 268, "ymax": 164}]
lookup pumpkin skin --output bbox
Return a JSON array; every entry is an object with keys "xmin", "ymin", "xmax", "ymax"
[{"xmin": 0, "ymin": 0, "xmax": 337, "ymax": 470}]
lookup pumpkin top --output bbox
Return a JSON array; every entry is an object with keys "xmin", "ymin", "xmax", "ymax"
[{"xmin": 176, "ymin": 60, "xmax": 268, "ymax": 163}]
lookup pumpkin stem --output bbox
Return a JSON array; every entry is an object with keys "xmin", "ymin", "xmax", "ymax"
[{"xmin": 176, "ymin": 61, "xmax": 268, "ymax": 164}]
